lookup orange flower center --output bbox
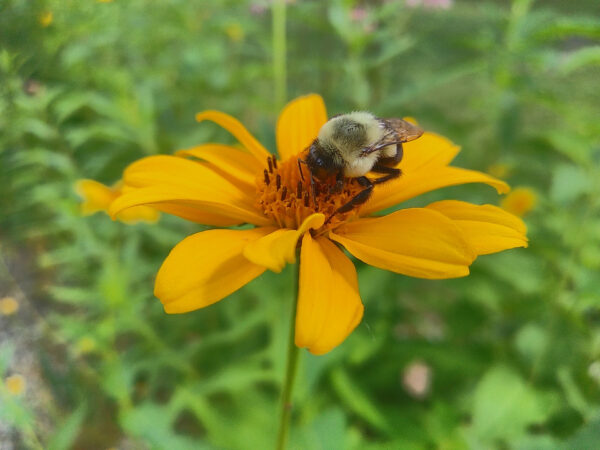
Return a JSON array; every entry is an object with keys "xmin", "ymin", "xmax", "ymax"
[{"xmin": 255, "ymin": 151, "xmax": 364, "ymax": 234}]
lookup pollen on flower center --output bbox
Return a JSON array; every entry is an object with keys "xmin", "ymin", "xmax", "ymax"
[{"xmin": 255, "ymin": 151, "xmax": 364, "ymax": 234}]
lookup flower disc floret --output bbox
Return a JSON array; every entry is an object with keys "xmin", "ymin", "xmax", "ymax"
[{"xmin": 256, "ymin": 152, "xmax": 363, "ymax": 234}]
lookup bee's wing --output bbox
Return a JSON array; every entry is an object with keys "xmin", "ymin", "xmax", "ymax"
[{"xmin": 380, "ymin": 118, "xmax": 424, "ymax": 143}]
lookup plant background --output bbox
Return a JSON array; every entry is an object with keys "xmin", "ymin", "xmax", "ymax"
[{"xmin": 1, "ymin": 0, "xmax": 600, "ymax": 448}]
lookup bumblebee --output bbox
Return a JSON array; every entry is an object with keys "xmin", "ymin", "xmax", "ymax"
[{"xmin": 301, "ymin": 112, "xmax": 423, "ymax": 215}]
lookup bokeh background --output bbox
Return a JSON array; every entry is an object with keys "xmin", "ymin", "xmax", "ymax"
[{"xmin": 2, "ymin": 0, "xmax": 600, "ymax": 448}]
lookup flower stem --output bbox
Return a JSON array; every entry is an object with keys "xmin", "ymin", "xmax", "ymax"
[
  {"xmin": 272, "ymin": 0, "xmax": 287, "ymax": 111},
  {"xmin": 275, "ymin": 264, "xmax": 300, "ymax": 450}
]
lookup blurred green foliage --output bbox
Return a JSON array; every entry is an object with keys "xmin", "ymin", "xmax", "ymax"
[{"xmin": 1, "ymin": 0, "xmax": 600, "ymax": 448}]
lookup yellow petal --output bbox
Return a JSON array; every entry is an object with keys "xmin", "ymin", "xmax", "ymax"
[
  {"xmin": 400, "ymin": 131, "xmax": 461, "ymax": 173},
  {"xmin": 76, "ymin": 179, "xmax": 160, "ymax": 224},
  {"xmin": 75, "ymin": 179, "xmax": 118, "ymax": 215},
  {"xmin": 110, "ymin": 155, "xmax": 271, "ymax": 226},
  {"xmin": 111, "ymin": 186, "xmax": 271, "ymax": 226},
  {"xmin": 175, "ymin": 143, "xmax": 264, "ymax": 188},
  {"xmin": 152, "ymin": 203, "xmax": 242, "ymax": 226},
  {"xmin": 243, "ymin": 213, "xmax": 325, "ymax": 272},
  {"xmin": 363, "ymin": 166, "xmax": 509, "ymax": 216},
  {"xmin": 295, "ymin": 234, "xmax": 364, "ymax": 355},
  {"xmin": 276, "ymin": 94, "xmax": 328, "ymax": 162},
  {"xmin": 426, "ymin": 200, "xmax": 528, "ymax": 255},
  {"xmin": 122, "ymin": 155, "xmax": 245, "ymax": 195},
  {"xmin": 330, "ymin": 208, "xmax": 476, "ymax": 279},
  {"xmin": 155, "ymin": 228, "xmax": 274, "ymax": 314},
  {"xmin": 195, "ymin": 110, "xmax": 271, "ymax": 163},
  {"xmin": 116, "ymin": 206, "xmax": 160, "ymax": 224}
]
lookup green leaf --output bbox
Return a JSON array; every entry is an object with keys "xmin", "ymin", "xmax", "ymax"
[
  {"xmin": 480, "ymin": 251, "xmax": 545, "ymax": 295},
  {"xmin": 0, "ymin": 392, "xmax": 34, "ymax": 430},
  {"xmin": 565, "ymin": 414, "xmax": 600, "ymax": 449},
  {"xmin": 468, "ymin": 366, "xmax": 556, "ymax": 443},
  {"xmin": 0, "ymin": 343, "xmax": 15, "ymax": 376},
  {"xmin": 545, "ymin": 130, "xmax": 594, "ymax": 165},
  {"xmin": 330, "ymin": 368, "xmax": 390, "ymax": 434},
  {"xmin": 557, "ymin": 367, "xmax": 593, "ymax": 421},
  {"xmin": 514, "ymin": 324, "xmax": 549, "ymax": 361},
  {"xmin": 534, "ymin": 17, "xmax": 600, "ymax": 41},
  {"xmin": 52, "ymin": 91, "xmax": 113, "ymax": 123},
  {"xmin": 120, "ymin": 403, "xmax": 208, "ymax": 450},
  {"xmin": 47, "ymin": 403, "xmax": 87, "ymax": 450},
  {"xmin": 511, "ymin": 434, "xmax": 562, "ymax": 450},
  {"xmin": 550, "ymin": 163, "xmax": 592, "ymax": 204},
  {"xmin": 290, "ymin": 409, "xmax": 346, "ymax": 450},
  {"xmin": 560, "ymin": 46, "xmax": 600, "ymax": 74},
  {"xmin": 18, "ymin": 117, "xmax": 58, "ymax": 140}
]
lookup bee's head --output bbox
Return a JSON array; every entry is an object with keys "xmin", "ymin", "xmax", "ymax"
[{"xmin": 305, "ymin": 139, "xmax": 344, "ymax": 181}]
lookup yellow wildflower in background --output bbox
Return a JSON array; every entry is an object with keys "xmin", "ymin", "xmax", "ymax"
[
  {"xmin": 5, "ymin": 374, "xmax": 26, "ymax": 396},
  {"xmin": 108, "ymin": 94, "xmax": 527, "ymax": 354},
  {"xmin": 225, "ymin": 23, "xmax": 245, "ymax": 42},
  {"xmin": 0, "ymin": 296, "xmax": 19, "ymax": 315},
  {"xmin": 75, "ymin": 179, "xmax": 159, "ymax": 224},
  {"xmin": 76, "ymin": 337, "xmax": 97, "ymax": 355},
  {"xmin": 39, "ymin": 11, "xmax": 53, "ymax": 27},
  {"xmin": 501, "ymin": 187, "xmax": 537, "ymax": 217}
]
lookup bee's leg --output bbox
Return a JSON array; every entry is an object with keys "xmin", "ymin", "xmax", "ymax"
[
  {"xmin": 361, "ymin": 140, "xmax": 405, "ymax": 156},
  {"xmin": 370, "ymin": 164, "xmax": 401, "ymax": 184},
  {"xmin": 329, "ymin": 171, "xmax": 344, "ymax": 194},
  {"xmin": 376, "ymin": 143, "xmax": 404, "ymax": 166},
  {"xmin": 326, "ymin": 176, "xmax": 374, "ymax": 223},
  {"xmin": 297, "ymin": 158, "xmax": 306, "ymax": 181},
  {"xmin": 308, "ymin": 170, "xmax": 318, "ymax": 208}
]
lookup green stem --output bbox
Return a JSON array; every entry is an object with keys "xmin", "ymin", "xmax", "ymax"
[
  {"xmin": 272, "ymin": 0, "xmax": 287, "ymax": 111},
  {"xmin": 275, "ymin": 264, "xmax": 300, "ymax": 450}
]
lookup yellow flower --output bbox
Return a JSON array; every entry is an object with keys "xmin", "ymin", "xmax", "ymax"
[
  {"xmin": 39, "ymin": 11, "xmax": 53, "ymax": 27},
  {"xmin": 225, "ymin": 23, "xmax": 245, "ymax": 43},
  {"xmin": 501, "ymin": 187, "xmax": 537, "ymax": 217},
  {"xmin": 76, "ymin": 337, "xmax": 97, "ymax": 354},
  {"xmin": 5, "ymin": 374, "xmax": 26, "ymax": 396},
  {"xmin": 75, "ymin": 179, "xmax": 159, "ymax": 224},
  {"xmin": 0, "ymin": 296, "xmax": 19, "ymax": 315},
  {"xmin": 109, "ymin": 94, "xmax": 527, "ymax": 355}
]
